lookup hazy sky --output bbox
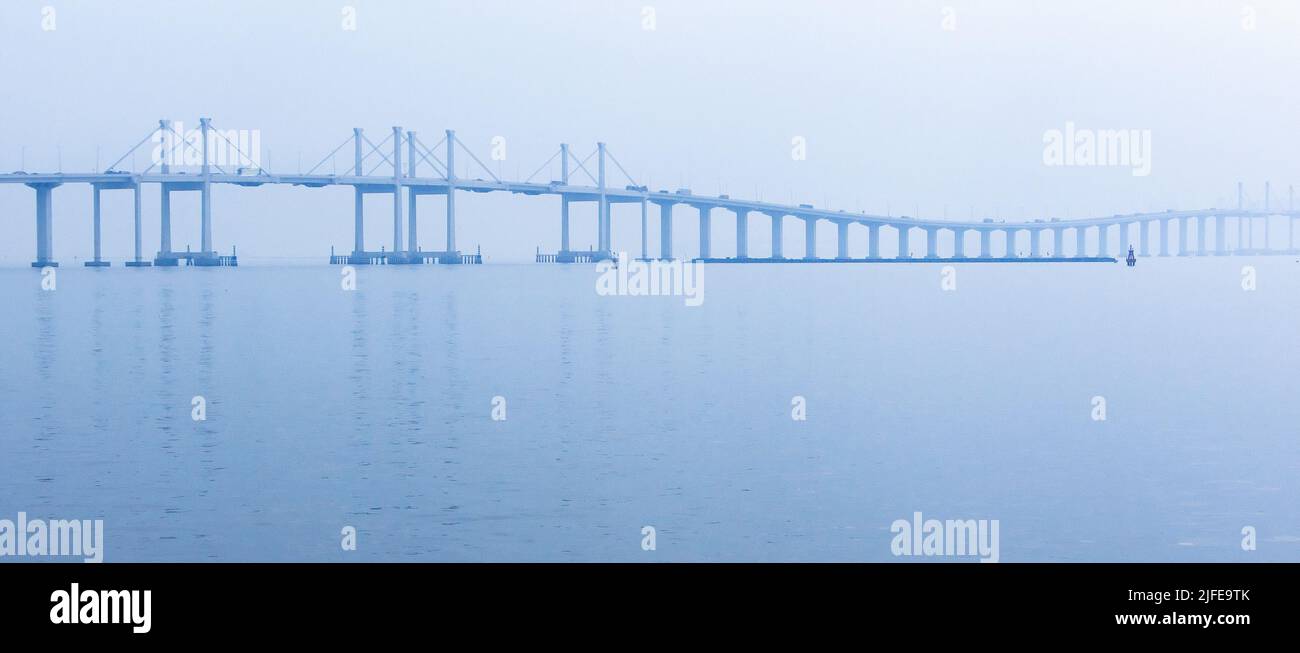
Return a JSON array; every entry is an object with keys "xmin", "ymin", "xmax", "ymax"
[{"xmin": 1, "ymin": 0, "xmax": 1298, "ymax": 262}]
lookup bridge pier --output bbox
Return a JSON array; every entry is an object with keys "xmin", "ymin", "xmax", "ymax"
[
  {"xmin": 925, "ymin": 227, "xmax": 938, "ymax": 259},
  {"xmin": 641, "ymin": 199, "xmax": 649, "ymax": 260},
  {"xmin": 1177, "ymin": 217, "xmax": 1189, "ymax": 256},
  {"xmin": 769, "ymin": 212, "xmax": 783, "ymax": 259},
  {"xmin": 1118, "ymin": 223, "xmax": 1129, "ymax": 257},
  {"xmin": 157, "ymin": 185, "xmax": 174, "ymax": 264},
  {"xmin": 735, "ymin": 208, "xmax": 748, "ymax": 259},
  {"xmin": 408, "ymin": 131, "xmax": 418, "ymax": 257},
  {"xmin": 157, "ymin": 120, "xmax": 174, "ymax": 263},
  {"xmin": 1030, "ymin": 229, "xmax": 1042, "ymax": 258},
  {"xmin": 391, "ymin": 126, "xmax": 404, "ymax": 258},
  {"xmin": 659, "ymin": 202, "xmax": 674, "ymax": 259},
  {"xmin": 898, "ymin": 225, "xmax": 910, "ymax": 259},
  {"xmin": 868, "ymin": 224, "xmax": 880, "ymax": 259},
  {"xmin": 151, "ymin": 120, "xmax": 176, "ymax": 264},
  {"xmin": 1051, "ymin": 228, "xmax": 1063, "ymax": 257},
  {"xmin": 836, "ymin": 221, "xmax": 849, "ymax": 259},
  {"xmin": 1097, "ymin": 224, "xmax": 1108, "ymax": 258},
  {"xmin": 558, "ymin": 144, "xmax": 572, "ymax": 260},
  {"xmin": 804, "ymin": 217, "xmax": 817, "ymax": 259},
  {"xmin": 353, "ymin": 187, "xmax": 365, "ymax": 257},
  {"xmin": 30, "ymin": 183, "xmax": 58, "ymax": 267},
  {"xmin": 352, "ymin": 128, "xmax": 365, "ymax": 258},
  {"xmin": 444, "ymin": 129, "xmax": 460, "ymax": 263},
  {"xmin": 597, "ymin": 143, "xmax": 609, "ymax": 256},
  {"xmin": 560, "ymin": 197, "xmax": 571, "ymax": 255},
  {"xmin": 698, "ymin": 205, "xmax": 712, "ymax": 259},
  {"xmin": 1139, "ymin": 221, "xmax": 1150, "ymax": 256},
  {"xmin": 1159, "ymin": 218, "xmax": 1170, "ymax": 256},
  {"xmin": 200, "ymin": 117, "xmax": 213, "ymax": 256},
  {"xmin": 131, "ymin": 183, "xmax": 146, "ymax": 266},
  {"xmin": 953, "ymin": 228, "xmax": 966, "ymax": 258},
  {"xmin": 1075, "ymin": 226, "xmax": 1086, "ymax": 258},
  {"xmin": 407, "ymin": 187, "xmax": 418, "ymax": 257},
  {"xmin": 1215, "ymin": 216, "xmax": 1227, "ymax": 255},
  {"xmin": 979, "ymin": 229, "xmax": 991, "ymax": 258},
  {"xmin": 1004, "ymin": 228, "xmax": 1017, "ymax": 258},
  {"xmin": 85, "ymin": 186, "xmax": 109, "ymax": 267}
]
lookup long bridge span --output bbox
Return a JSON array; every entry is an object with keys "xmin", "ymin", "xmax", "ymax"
[{"xmin": 3, "ymin": 118, "xmax": 1298, "ymax": 267}]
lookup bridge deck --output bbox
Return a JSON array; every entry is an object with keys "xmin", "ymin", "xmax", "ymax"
[{"xmin": 2, "ymin": 171, "xmax": 1293, "ymax": 231}]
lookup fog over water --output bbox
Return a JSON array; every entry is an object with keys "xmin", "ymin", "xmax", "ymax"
[{"xmin": 2, "ymin": 1, "xmax": 1299, "ymax": 264}]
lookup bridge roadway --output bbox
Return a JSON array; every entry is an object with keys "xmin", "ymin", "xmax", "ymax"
[{"xmin": 3, "ymin": 120, "xmax": 1296, "ymax": 266}]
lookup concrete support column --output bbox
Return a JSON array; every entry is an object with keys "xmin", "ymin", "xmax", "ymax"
[
  {"xmin": 597, "ymin": 142, "xmax": 609, "ymax": 253},
  {"xmin": 641, "ymin": 199, "xmax": 649, "ymax": 260},
  {"xmin": 407, "ymin": 130, "xmax": 418, "ymax": 255},
  {"xmin": 868, "ymin": 224, "xmax": 880, "ymax": 259},
  {"xmin": 1075, "ymin": 227, "xmax": 1087, "ymax": 258},
  {"xmin": 392, "ymin": 126, "xmax": 404, "ymax": 255},
  {"xmin": 1053, "ymin": 228, "xmax": 1064, "ymax": 257},
  {"xmin": 352, "ymin": 128, "xmax": 364, "ymax": 256},
  {"xmin": 1097, "ymin": 225, "xmax": 1109, "ymax": 258},
  {"xmin": 804, "ymin": 217, "xmax": 817, "ymax": 259},
  {"xmin": 132, "ymin": 184, "xmax": 143, "ymax": 263},
  {"xmin": 1159, "ymin": 218, "xmax": 1170, "ymax": 256},
  {"xmin": 735, "ymin": 208, "xmax": 748, "ymax": 259},
  {"xmin": 1005, "ymin": 229, "xmax": 1017, "ymax": 258},
  {"xmin": 770, "ymin": 213, "xmax": 783, "ymax": 259},
  {"xmin": 560, "ymin": 198, "xmax": 570, "ymax": 252},
  {"xmin": 445, "ymin": 129, "xmax": 457, "ymax": 254},
  {"xmin": 1196, "ymin": 216, "xmax": 1207, "ymax": 255},
  {"xmin": 559, "ymin": 143, "xmax": 570, "ymax": 254},
  {"xmin": 980, "ymin": 229, "xmax": 991, "ymax": 258},
  {"xmin": 925, "ymin": 227, "xmax": 938, "ymax": 258},
  {"xmin": 1237, "ymin": 216, "xmax": 1244, "ymax": 253},
  {"xmin": 353, "ymin": 187, "xmax": 364, "ymax": 254},
  {"xmin": 1177, "ymin": 217, "xmax": 1189, "ymax": 256},
  {"xmin": 92, "ymin": 186, "xmax": 102, "ymax": 263},
  {"xmin": 1119, "ymin": 223, "xmax": 1130, "ymax": 256},
  {"xmin": 698, "ymin": 205, "xmax": 712, "ymax": 259},
  {"xmin": 160, "ymin": 186, "xmax": 172, "ymax": 254},
  {"xmin": 32, "ymin": 185, "xmax": 54, "ymax": 267},
  {"xmin": 898, "ymin": 225, "xmax": 910, "ymax": 259},
  {"xmin": 199, "ymin": 118, "xmax": 213, "ymax": 254},
  {"xmin": 660, "ymin": 203, "xmax": 674, "ymax": 259},
  {"xmin": 408, "ymin": 190, "xmax": 418, "ymax": 255},
  {"xmin": 1216, "ymin": 216, "xmax": 1227, "ymax": 255},
  {"xmin": 836, "ymin": 221, "xmax": 849, "ymax": 259},
  {"xmin": 1139, "ymin": 221, "xmax": 1150, "ymax": 256},
  {"xmin": 1030, "ymin": 229, "xmax": 1042, "ymax": 257},
  {"xmin": 953, "ymin": 229, "xmax": 966, "ymax": 258}
]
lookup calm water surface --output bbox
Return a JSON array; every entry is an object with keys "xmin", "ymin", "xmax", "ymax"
[{"xmin": 1, "ymin": 259, "xmax": 1297, "ymax": 561}]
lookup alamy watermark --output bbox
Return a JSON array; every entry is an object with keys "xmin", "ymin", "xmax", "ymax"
[
  {"xmin": 151, "ymin": 120, "xmax": 261, "ymax": 171},
  {"xmin": 1042, "ymin": 121, "xmax": 1151, "ymax": 177},
  {"xmin": 0, "ymin": 512, "xmax": 103, "ymax": 562},
  {"xmin": 890, "ymin": 511, "xmax": 999, "ymax": 563},
  {"xmin": 50, "ymin": 583, "xmax": 150, "ymax": 634},
  {"xmin": 595, "ymin": 252, "xmax": 704, "ymax": 307}
]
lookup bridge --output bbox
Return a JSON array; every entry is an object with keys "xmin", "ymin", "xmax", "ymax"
[{"xmin": 3, "ymin": 118, "xmax": 1298, "ymax": 267}]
